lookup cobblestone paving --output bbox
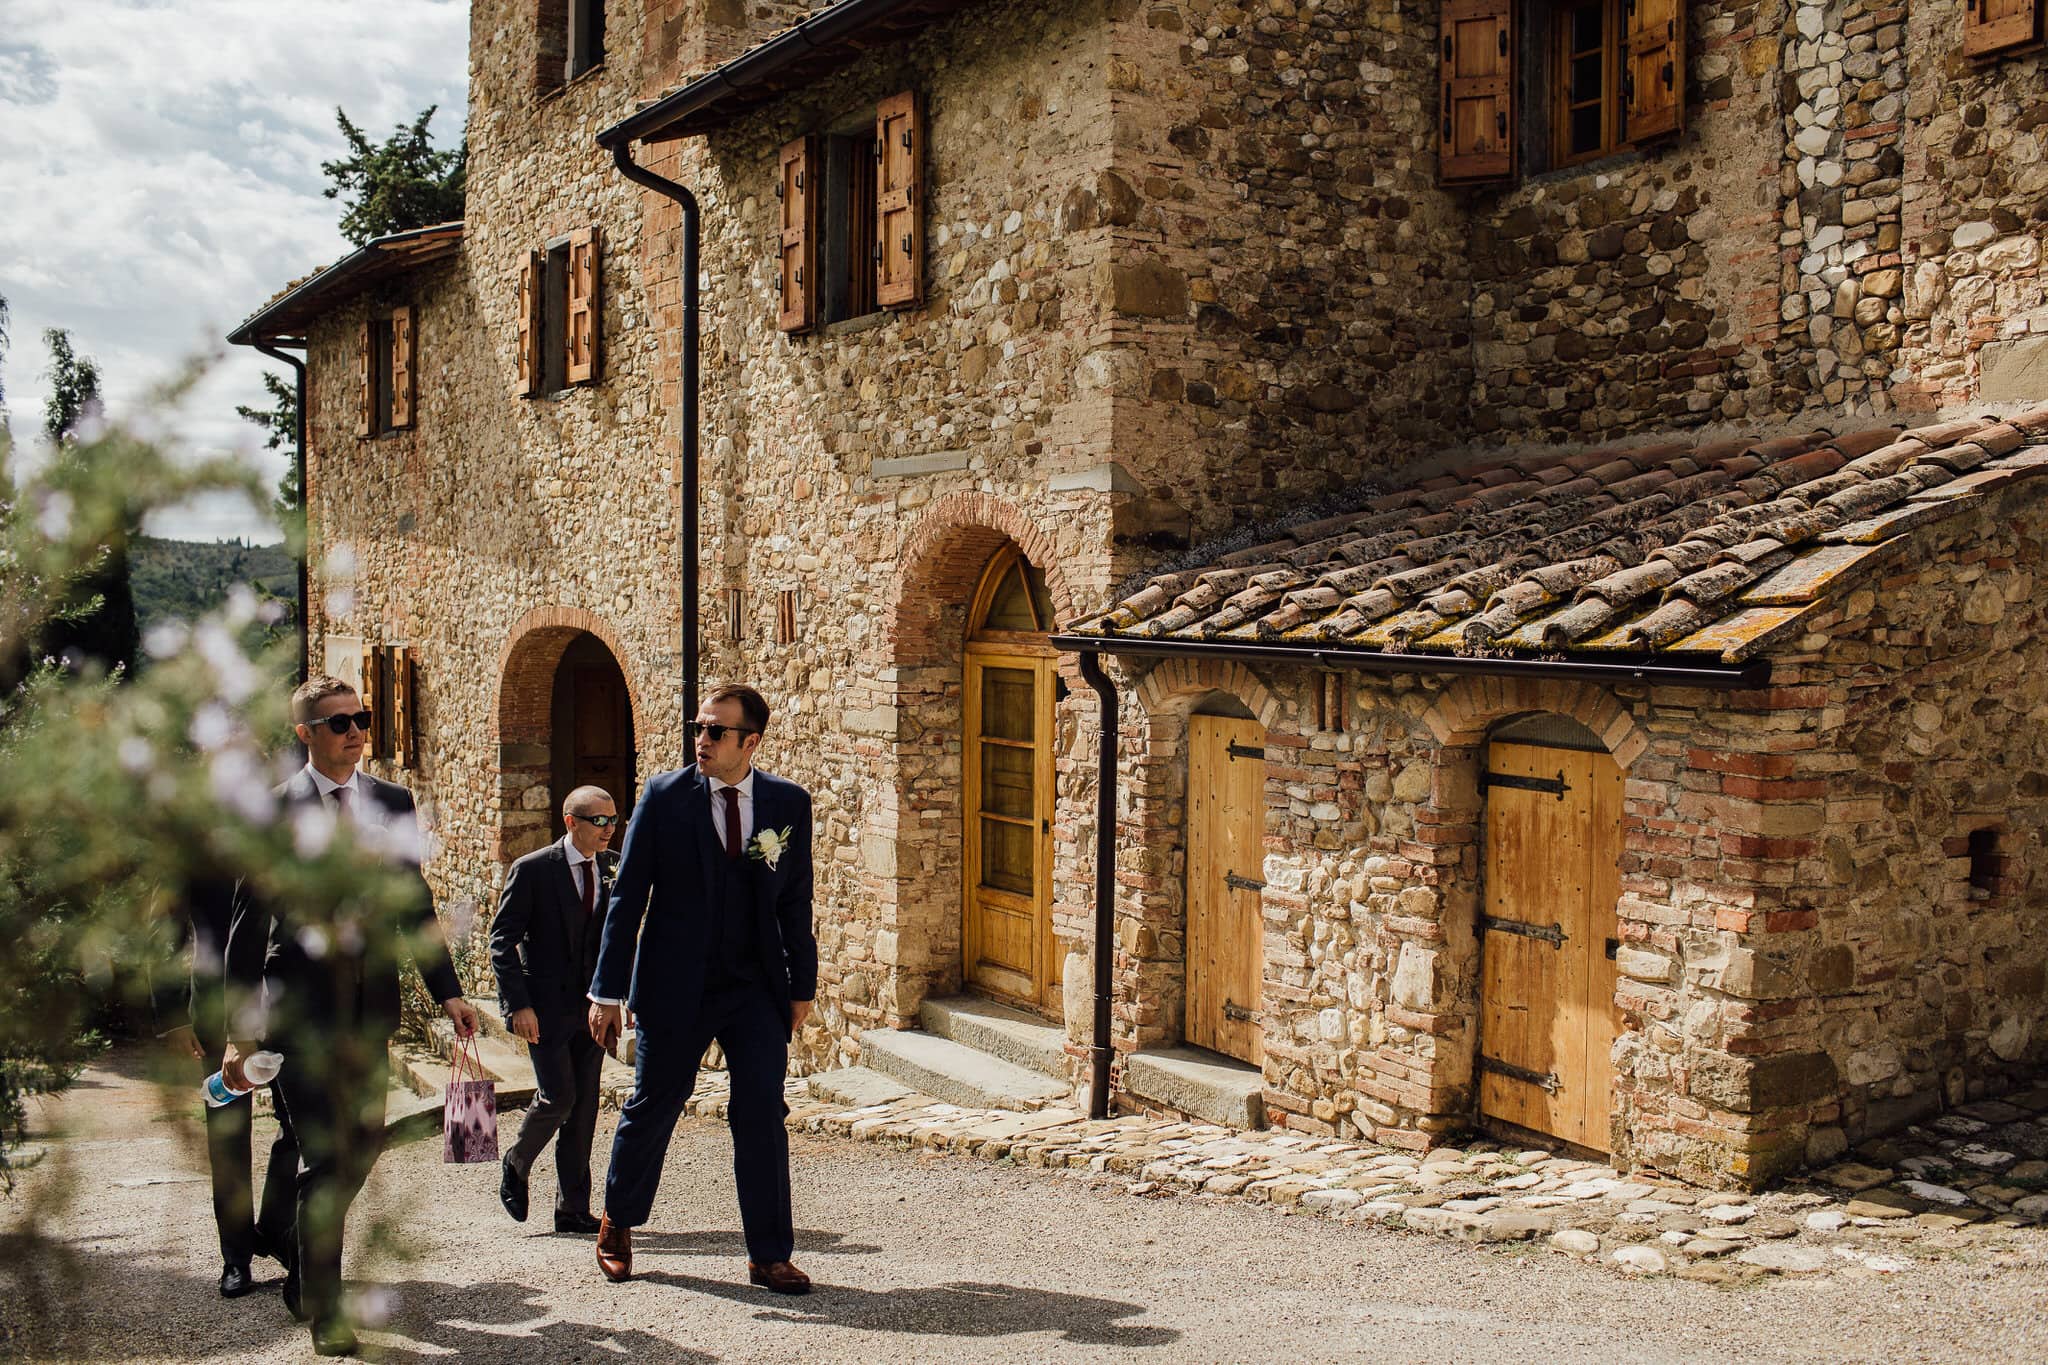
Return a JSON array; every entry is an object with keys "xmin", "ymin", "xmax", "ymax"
[{"xmin": 666, "ymin": 1071, "xmax": 2048, "ymax": 1284}]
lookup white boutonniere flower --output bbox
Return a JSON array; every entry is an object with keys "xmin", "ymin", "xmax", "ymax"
[{"xmin": 748, "ymin": 825, "xmax": 794, "ymax": 870}]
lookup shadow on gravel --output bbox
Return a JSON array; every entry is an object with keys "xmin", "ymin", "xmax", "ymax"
[
  {"xmin": 368, "ymin": 1277, "xmax": 709, "ymax": 1363},
  {"xmin": 637, "ymin": 1270, "xmax": 1179, "ymax": 1347},
  {"xmin": 0, "ymin": 1236, "xmax": 301, "ymax": 1361},
  {"xmin": 625, "ymin": 1226, "xmax": 883, "ymax": 1258}
]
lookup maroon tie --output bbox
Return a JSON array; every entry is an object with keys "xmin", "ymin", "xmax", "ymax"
[
  {"xmin": 721, "ymin": 786, "xmax": 742, "ymax": 859},
  {"xmin": 332, "ymin": 785, "xmax": 352, "ymax": 818},
  {"xmin": 581, "ymin": 860, "xmax": 596, "ymax": 917}
]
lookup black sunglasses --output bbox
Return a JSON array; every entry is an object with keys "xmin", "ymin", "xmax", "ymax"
[
  {"xmin": 574, "ymin": 813, "xmax": 621, "ymax": 828},
  {"xmin": 313, "ymin": 711, "xmax": 374, "ymax": 736},
  {"xmin": 686, "ymin": 721, "xmax": 758, "ymax": 743}
]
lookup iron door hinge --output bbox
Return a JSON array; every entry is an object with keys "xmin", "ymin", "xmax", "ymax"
[
  {"xmin": 1224, "ymin": 872, "xmax": 1266, "ymax": 892},
  {"xmin": 1222, "ymin": 1000, "xmax": 1254, "ymax": 1022},
  {"xmin": 1479, "ymin": 914, "xmax": 1566, "ymax": 947},
  {"xmin": 1481, "ymin": 768, "xmax": 1568, "ymax": 798},
  {"xmin": 1479, "ymin": 1055, "xmax": 1560, "ymax": 1094},
  {"xmin": 1227, "ymin": 741, "xmax": 1265, "ymax": 761}
]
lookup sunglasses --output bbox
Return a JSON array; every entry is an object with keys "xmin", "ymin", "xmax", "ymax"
[
  {"xmin": 574, "ymin": 814, "xmax": 621, "ymax": 828},
  {"xmin": 311, "ymin": 711, "xmax": 375, "ymax": 736},
  {"xmin": 686, "ymin": 721, "xmax": 758, "ymax": 743}
]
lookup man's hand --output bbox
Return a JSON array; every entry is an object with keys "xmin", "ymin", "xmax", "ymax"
[
  {"xmin": 166, "ymin": 1024, "xmax": 205, "ymax": 1061},
  {"xmin": 442, "ymin": 997, "xmax": 479, "ymax": 1039},
  {"xmin": 588, "ymin": 1001, "xmax": 623, "ymax": 1057},
  {"xmin": 221, "ymin": 1041, "xmax": 251, "ymax": 1091},
  {"xmin": 509, "ymin": 1008, "xmax": 540, "ymax": 1044},
  {"xmin": 790, "ymin": 999, "xmax": 813, "ymax": 1034}
]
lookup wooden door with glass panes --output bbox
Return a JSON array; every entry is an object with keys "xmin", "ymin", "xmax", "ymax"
[{"xmin": 962, "ymin": 547, "xmax": 1061, "ymax": 1011}]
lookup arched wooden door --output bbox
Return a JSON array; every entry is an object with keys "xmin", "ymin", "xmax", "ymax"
[
  {"xmin": 1478, "ymin": 734, "xmax": 1624, "ymax": 1152},
  {"xmin": 962, "ymin": 546, "xmax": 1060, "ymax": 1011},
  {"xmin": 550, "ymin": 632, "xmax": 636, "ymax": 840}
]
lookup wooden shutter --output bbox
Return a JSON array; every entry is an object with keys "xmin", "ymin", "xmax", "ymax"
[
  {"xmin": 777, "ymin": 137, "xmax": 816, "ymax": 333},
  {"xmin": 360, "ymin": 644, "xmax": 385, "ymax": 761},
  {"xmin": 1624, "ymin": 0, "xmax": 1685, "ymax": 144},
  {"xmin": 1439, "ymin": 0, "xmax": 1515, "ymax": 184},
  {"xmin": 354, "ymin": 321, "xmax": 374, "ymax": 437},
  {"xmin": 390, "ymin": 645, "xmax": 416, "ymax": 769},
  {"xmin": 566, "ymin": 227, "xmax": 602, "ymax": 385},
  {"xmin": 389, "ymin": 306, "xmax": 416, "ymax": 429},
  {"xmin": 513, "ymin": 249, "xmax": 542, "ymax": 397},
  {"xmin": 1963, "ymin": 0, "xmax": 2039, "ymax": 58},
  {"xmin": 876, "ymin": 91, "xmax": 925, "ymax": 309}
]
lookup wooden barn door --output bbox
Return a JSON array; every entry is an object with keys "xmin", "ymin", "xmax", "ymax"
[
  {"xmin": 1479, "ymin": 739, "xmax": 1624, "ymax": 1151},
  {"xmin": 1186, "ymin": 715, "xmax": 1266, "ymax": 1065}
]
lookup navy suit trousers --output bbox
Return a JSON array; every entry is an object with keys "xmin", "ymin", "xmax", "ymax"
[{"xmin": 602, "ymin": 981, "xmax": 793, "ymax": 1263}]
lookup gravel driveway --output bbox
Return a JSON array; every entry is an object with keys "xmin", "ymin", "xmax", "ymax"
[{"xmin": 5, "ymin": 1050, "xmax": 2046, "ymax": 1363}]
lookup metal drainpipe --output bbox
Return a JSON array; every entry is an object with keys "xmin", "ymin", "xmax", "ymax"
[
  {"xmin": 253, "ymin": 342, "xmax": 309, "ymax": 686},
  {"xmin": 1076, "ymin": 649, "xmax": 1118, "ymax": 1120},
  {"xmin": 608, "ymin": 143, "xmax": 702, "ymax": 722}
]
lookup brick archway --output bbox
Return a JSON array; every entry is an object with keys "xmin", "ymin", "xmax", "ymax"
[
  {"xmin": 1420, "ymin": 676, "xmax": 1647, "ymax": 768},
  {"xmin": 851, "ymin": 495, "xmax": 1083, "ymax": 1033},
  {"xmin": 492, "ymin": 606, "xmax": 643, "ymax": 863}
]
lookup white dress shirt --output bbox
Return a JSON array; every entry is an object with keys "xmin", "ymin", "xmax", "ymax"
[{"xmin": 304, "ymin": 763, "xmax": 363, "ymax": 814}]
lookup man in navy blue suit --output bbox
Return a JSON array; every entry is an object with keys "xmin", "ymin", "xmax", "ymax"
[{"xmin": 586, "ymin": 683, "xmax": 817, "ymax": 1294}]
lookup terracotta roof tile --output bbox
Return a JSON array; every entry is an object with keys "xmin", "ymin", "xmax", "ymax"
[{"xmin": 1071, "ymin": 416, "xmax": 2048, "ymax": 664}]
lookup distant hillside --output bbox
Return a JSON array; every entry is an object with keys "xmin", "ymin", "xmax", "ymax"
[{"xmin": 130, "ymin": 535, "xmax": 298, "ymax": 635}]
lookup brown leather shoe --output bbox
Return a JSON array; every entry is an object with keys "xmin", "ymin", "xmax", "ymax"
[
  {"xmin": 747, "ymin": 1259, "xmax": 811, "ymax": 1295},
  {"xmin": 596, "ymin": 1214, "xmax": 632, "ymax": 1282}
]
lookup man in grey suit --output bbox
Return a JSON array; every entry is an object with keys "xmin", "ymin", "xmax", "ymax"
[{"xmin": 490, "ymin": 784, "xmax": 618, "ymax": 1234}]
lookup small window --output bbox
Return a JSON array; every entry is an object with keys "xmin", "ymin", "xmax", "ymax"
[
  {"xmin": 777, "ymin": 91, "xmax": 924, "ymax": 333},
  {"xmin": 569, "ymin": 0, "xmax": 605, "ymax": 80},
  {"xmin": 1552, "ymin": 0, "xmax": 1617, "ymax": 166},
  {"xmin": 1962, "ymin": 0, "xmax": 2040, "ymax": 61},
  {"xmin": 356, "ymin": 307, "xmax": 415, "ymax": 438},
  {"xmin": 1968, "ymin": 827, "xmax": 2004, "ymax": 896},
  {"xmin": 514, "ymin": 228, "xmax": 602, "ymax": 397}
]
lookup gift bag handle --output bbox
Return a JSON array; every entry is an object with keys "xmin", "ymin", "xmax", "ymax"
[{"xmin": 450, "ymin": 1033, "xmax": 490, "ymax": 1085}]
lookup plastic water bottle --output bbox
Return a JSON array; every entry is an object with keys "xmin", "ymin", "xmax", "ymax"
[{"xmin": 203, "ymin": 1051, "xmax": 283, "ymax": 1108}]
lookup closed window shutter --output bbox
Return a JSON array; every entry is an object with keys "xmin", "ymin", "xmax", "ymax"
[
  {"xmin": 1624, "ymin": 0, "xmax": 1685, "ymax": 144},
  {"xmin": 777, "ymin": 137, "xmax": 815, "ymax": 333},
  {"xmin": 1439, "ymin": 0, "xmax": 1515, "ymax": 184},
  {"xmin": 1963, "ymin": 0, "xmax": 2039, "ymax": 58},
  {"xmin": 389, "ymin": 306, "xmax": 416, "ymax": 429},
  {"xmin": 875, "ymin": 91, "xmax": 924, "ymax": 309},
  {"xmin": 391, "ymin": 645, "xmax": 416, "ymax": 769},
  {"xmin": 567, "ymin": 227, "xmax": 602, "ymax": 384},
  {"xmin": 355, "ymin": 320, "xmax": 374, "ymax": 437},
  {"xmin": 513, "ymin": 250, "xmax": 542, "ymax": 397}
]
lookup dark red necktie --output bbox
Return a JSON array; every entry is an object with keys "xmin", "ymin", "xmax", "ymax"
[
  {"xmin": 581, "ymin": 860, "xmax": 596, "ymax": 917},
  {"xmin": 332, "ymin": 785, "xmax": 352, "ymax": 818},
  {"xmin": 721, "ymin": 786, "xmax": 742, "ymax": 859}
]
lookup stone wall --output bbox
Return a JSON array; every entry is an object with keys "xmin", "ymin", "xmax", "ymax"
[{"xmin": 1897, "ymin": 6, "xmax": 2048, "ymax": 411}]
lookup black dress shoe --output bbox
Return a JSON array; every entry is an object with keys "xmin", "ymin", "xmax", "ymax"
[
  {"xmin": 500, "ymin": 1158, "xmax": 529, "ymax": 1223},
  {"xmin": 281, "ymin": 1272, "xmax": 305, "ymax": 1322},
  {"xmin": 311, "ymin": 1317, "xmax": 358, "ymax": 1357},
  {"xmin": 218, "ymin": 1261, "xmax": 254, "ymax": 1298},
  {"xmin": 554, "ymin": 1210, "xmax": 601, "ymax": 1234}
]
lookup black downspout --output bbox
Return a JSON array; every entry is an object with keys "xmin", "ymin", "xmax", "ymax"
[
  {"xmin": 1076, "ymin": 649, "xmax": 1118, "ymax": 1120},
  {"xmin": 253, "ymin": 342, "xmax": 309, "ymax": 686},
  {"xmin": 608, "ymin": 143, "xmax": 702, "ymax": 722}
]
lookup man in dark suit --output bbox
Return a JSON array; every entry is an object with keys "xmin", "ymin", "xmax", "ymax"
[
  {"xmin": 587, "ymin": 683, "xmax": 816, "ymax": 1294},
  {"xmin": 222, "ymin": 673, "xmax": 478, "ymax": 1357},
  {"xmin": 490, "ymin": 783, "xmax": 618, "ymax": 1234},
  {"xmin": 154, "ymin": 874, "xmax": 296, "ymax": 1297}
]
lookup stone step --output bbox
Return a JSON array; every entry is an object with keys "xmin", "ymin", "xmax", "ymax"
[
  {"xmin": 1123, "ymin": 1046, "xmax": 1264, "ymax": 1130},
  {"xmin": 918, "ymin": 995, "xmax": 1069, "ymax": 1080},
  {"xmin": 857, "ymin": 1028, "xmax": 1070, "ymax": 1111},
  {"xmin": 807, "ymin": 1065, "xmax": 917, "ymax": 1109}
]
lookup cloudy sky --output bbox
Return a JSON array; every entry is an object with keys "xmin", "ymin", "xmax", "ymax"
[{"xmin": 0, "ymin": 0, "xmax": 469, "ymax": 543}]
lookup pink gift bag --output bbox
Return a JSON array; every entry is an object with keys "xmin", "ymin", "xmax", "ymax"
[{"xmin": 442, "ymin": 1036, "xmax": 499, "ymax": 1164}]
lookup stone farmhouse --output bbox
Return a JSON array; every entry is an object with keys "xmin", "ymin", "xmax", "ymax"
[{"xmin": 230, "ymin": 0, "xmax": 2048, "ymax": 1187}]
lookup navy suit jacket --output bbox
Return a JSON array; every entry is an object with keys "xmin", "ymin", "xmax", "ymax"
[
  {"xmin": 490, "ymin": 840, "xmax": 610, "ymax": 1043},
  {"xmin": 590, "ymin": 765, "xmax": 816, "ymax": 1035}
]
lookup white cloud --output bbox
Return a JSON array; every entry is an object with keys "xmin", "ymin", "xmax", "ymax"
[{"xmin": 0, "ymin": 0, "xmax": 468, "ymax": 542}]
